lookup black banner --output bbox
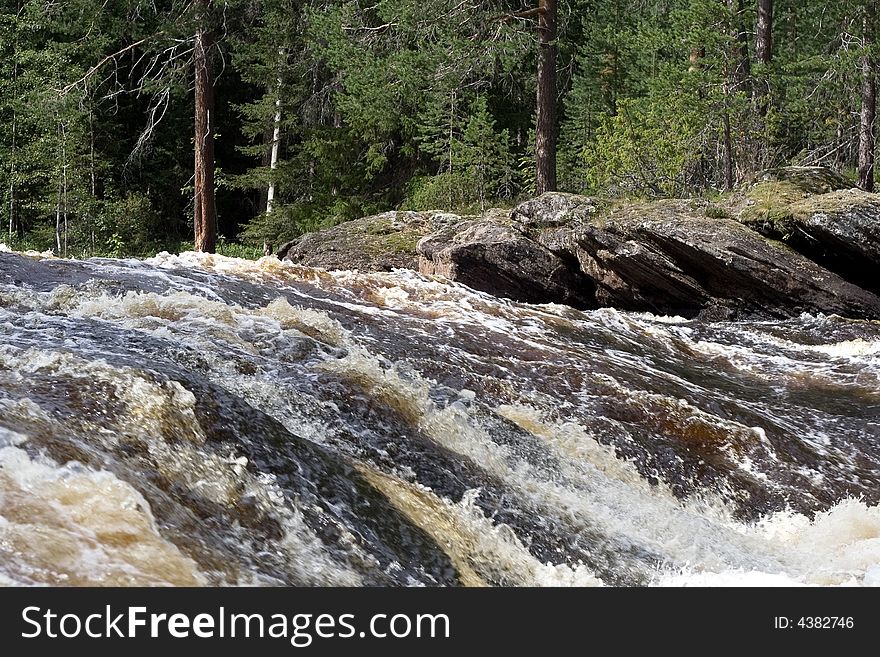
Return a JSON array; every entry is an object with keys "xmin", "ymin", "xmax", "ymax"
[{"xmin": 0, "ymin": 586, "xmax": 872, "ymax": 653}]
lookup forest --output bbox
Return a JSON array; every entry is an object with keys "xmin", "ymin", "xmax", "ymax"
[{"xmin": 0, "ymin": 0, "xmax": 876, "ymax": 257}]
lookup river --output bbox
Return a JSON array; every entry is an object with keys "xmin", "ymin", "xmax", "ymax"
[{"xmin": 1, "ymin": 249, "xmax": 879, "ymax": 586}]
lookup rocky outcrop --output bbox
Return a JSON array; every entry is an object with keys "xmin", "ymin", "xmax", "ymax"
[
  {"xmin": 737, "ymin": 176, "xmax": 880, "ymax": 295},
  {"xmin": 276, "ymin": 211, "xmax": 459, "ymax": 272},
  {"xmin": 277, "ymin": 176, "xmax": 880, "ymax": 320},
  {"xmin": 570, "ymin": 200, "xmax": 880, "ymax": 319},
  {"xmin": 510, "ymin": 192, "xmax": 596, "ymax": 229},
  {"xmin": 417, "ymin": 219, "xmax": 596, "ymax": 309}
]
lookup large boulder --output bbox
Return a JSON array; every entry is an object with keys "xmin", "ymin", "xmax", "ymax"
[
  {"xmin": 572, "ymin": 199, "xmax": 880, "ymax": 319},
  {"xmin": 276, "ymin": 211, "xmax": 458, "ymax": 271},
  {"xmin": 417, "ymin": 219, "xmax": 596, "ymax": 308},
  {"xmin": 510, "ymin": 192, "xmax": 597, "ymax": 229},
  {"xmin": 737, "ymin": 175, "xmax": 880, "ymax": 295}
]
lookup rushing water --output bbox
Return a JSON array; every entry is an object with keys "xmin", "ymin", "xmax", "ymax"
[{"xmin": 1, "ymin": 248, "xmax": 879, "ymax": 587}]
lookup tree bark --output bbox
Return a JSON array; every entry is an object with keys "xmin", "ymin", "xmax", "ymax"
[
  {"xmin": 722, "ymin": 110, "xmax": 734, "ymax": 191},
  {"xmin": 266, "ymin": 48, "xmax": 285, "ymax": 217},
  {"xmin": 535, "ymin": 0, "xmax": 557, "ymax": 195},
  {"xmin": 756, "ymin": 0, "xmax": 773, "ymax": 65},
  {"xmin": 8, "ymin": 110, "xmax": 15, "ymax": 242},
  {"xmin": 688, "ymin": 47, "xmax": 705, "ymax": 73},
  {"xmin": 755, "ymin": 0, "xmax": 774, "ymax": 161},
  {"xmin": 266, "ymin": 95, "xmax": 282, "ymax": 215},
  {"xmin": 859, "ymin": 1, "xmax": 877, "ymax": 192},
  {"xmin": 729, "ymin": 0, "xmax": 751, "ymax": 94},
  {"xmin": 719, "ymin": 0, "xmax": 750, "ymax": 187},
  {"xmin": 193, "ymin": 0, "xmax": 217, "ymax": 253},
  {"xmin": 7, "ymin": 5, "xmax": 19, "ymax": 242}
]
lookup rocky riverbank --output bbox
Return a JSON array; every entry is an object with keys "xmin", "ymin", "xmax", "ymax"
[{"xmin": 277, "ymin": 167, "xmax": 880, "ymax": 320}]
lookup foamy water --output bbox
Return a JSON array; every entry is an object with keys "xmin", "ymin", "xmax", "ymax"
[{"xmin": 1, "ymin": 249, "xmax": 879, "ymax": 586}]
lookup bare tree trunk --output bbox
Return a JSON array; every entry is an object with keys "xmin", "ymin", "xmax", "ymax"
[
  {"xmin": 860, "ymin": 1, "xmax": 877, "ymax": 192},
  {"xmin": 535, "ymin": 0, "xmax": 557, "ymax": 194},
  {"xmin": 266, "ymin": 48, "xmax": 285, "ymax": 218},
  {"xmin": 62, "ymin": 130, "xmax": 68, "ymax": 258},
  {"xmin": 719, "ymin": 0, "xmax": 750, "ymax": 188},
  {"xmin": 7, "ymin": 7, "xmax": 19, "ymax": 242},
  {"xmin": 262, "ymin": 86, "xmax": 282, "ymax": 258},
  {"xmin": 448, "ymin": 89, "xmax": 455, "ymax": 208},
  {"xmin": 755, "ymin": 0, "xmax": 774, "ymax": 168},
  {"xmin": 688, "ymin": 47, "xmax": 707, "ymax": 187},
  {"xmin": 8, "ymin": 110, "xmax": 15, "ymax": 243},
  {"xmin": 722, "ymin": 110, "xmax": 734, "ymax": 191},
  {"xmin": 266, "ymin": 95, "xmax": 282, "ymax": 215},
  {"xmin": 730, "ymin": 0, "xmax": 751, "ymax": 94},
  {"xmin": 55, "ymin": 187, "xmax": 62, "ymax": 255},
  {"xmin": 54, "ymin": 120, "xmax": 63, "ymax": 255},
  {"xmin": 756, "ymin": 0, "xmax": 773, "ymax": 65},
  {"xmin": 193, "ymin": 0, "xmax": 217, "ymax": 253},
  {"xmin": 256, "ymin": 125, "xmax": 272, "ymax": 214}
]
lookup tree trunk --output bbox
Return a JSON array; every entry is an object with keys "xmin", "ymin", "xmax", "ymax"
[
  {"xmin": 756, "ymin": 0, "xmax": 773, "ymax": 65},
  {"xmin": 688, "ymin": 47, "xmax": 705, "ymax": 73},
  {"xmin": 263, "ymin": 85, "xmax": 282, "ymax": 258},
  {"xmin": 8, "ymin": 8, "xmax": 18, "ymax": 242},
  {"xmin": 266, "ymin": 95, "xmax": 282, "ymax": 215},
  {"xmin": 722, "ymin": 109, "xmax": 734, "ymax": 191},
  {"xmin": 193, "ymin": 0, "xmax": 217, "ymax": 253},
  {"xmin": 859, "ymin": 1, "xmax": 877, "ymax": 192},
  {"xmin": 266, "ymin": 49, "xmax": 285, "ymax": 217},
  {"xmin": 62, "ymin": 133, "xmax": 68, "ymax": 258},
  {"xmin": 729, "ymin": 0, "xmax": 751, "ymax": 94},
  {"xmin": 55, "ymin": 188, "xmax": 62, "ymax": 255},
  {"xmin": 535, "ymin": 0, "xmax": 557, "ymax": 195},
  {"xmin": 54, "ymin": 120, "xmax": 64, "ymax": 255},
  {"xmin": 756, "ymin": 0, "xmax": 773, "ymax": 121},
  {"xmin": 449, "ymin": 89, "xmax": 455, "ymax": 208},
  {"xmin": 8, "ymin": 110, "xmax": 15, "ymax": 242},
  {"xmin": 719, "ymin": 0, "xmax": 750, "ymax": 187}
]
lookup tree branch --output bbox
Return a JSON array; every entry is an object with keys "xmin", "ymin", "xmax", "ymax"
[
  {"xmin": 494, "ymin": 7, "xmax": 543, "ymax": 23},
  {"xmin": 58, "ymin": 34, "xmax": 162, "ymax": 96}
]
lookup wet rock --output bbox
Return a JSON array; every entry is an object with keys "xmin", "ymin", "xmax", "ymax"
[
  {"xmin": 274, "ymin": 177, "xmax": 880, "ymax": 319},
  {"xmin": 417, "ymin": 219, "xmax": 596, "ymax": 309}
]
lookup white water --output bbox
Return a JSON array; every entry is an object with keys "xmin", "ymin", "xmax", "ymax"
[{"xmin": 1, "ymin": 249, "xmax": 879, "ymax": 586}]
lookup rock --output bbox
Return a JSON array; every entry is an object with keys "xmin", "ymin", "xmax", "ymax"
[
  {"xmin": 275, "ymin": 183, "xmax": 880, "ymax": 320},
  {"xmin": 738, "ymin": 182, "xmax": 880, "ymax": 295},
  {"xmin": 417, "ymin": 219, "xmax": 596, "ymax": 309},
  {"xmin": 753, "ymin": 166, "xmax": 853, "ymax": 194},
  {"xmin": 276, "ymin": 211, "xmax": 456, "ymax": 271},
  {"xmin": 511, "ymin": 192, "xmax": 597, "ymax": 230},
  {"xmin": 573, "ymin": 199, "xmax": 880, "ymax": 319},
  {"xmin": 510, "ymin": 193, "xmax": 597, "ymax": 256}
]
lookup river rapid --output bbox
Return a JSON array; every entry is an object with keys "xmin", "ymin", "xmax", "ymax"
[{"xmin": 1, "ymin": 248, "xmax": 879, "ymax": 587}]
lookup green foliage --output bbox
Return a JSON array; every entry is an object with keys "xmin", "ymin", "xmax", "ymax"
[
  {"xmin": 406, "ymin": 95, "xmax": 519, "ymax": 211},
  {"xmin": 0, "ymin": 0, "xmax": 876, "ymax": 257},
  {"xmin": 583, "ymin": 78, "xmax": 712, "ymax": 197},
  {"xmin": 403, "ymin": 173, "xmax": 476, "ymax": 212},
  {"xmin": 92, "ymin": 193, "xmax": 162, "ymax": 257},
  {"xmin": 239, "ymin": 203, "xmax": 327, "ymax": 247}
]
